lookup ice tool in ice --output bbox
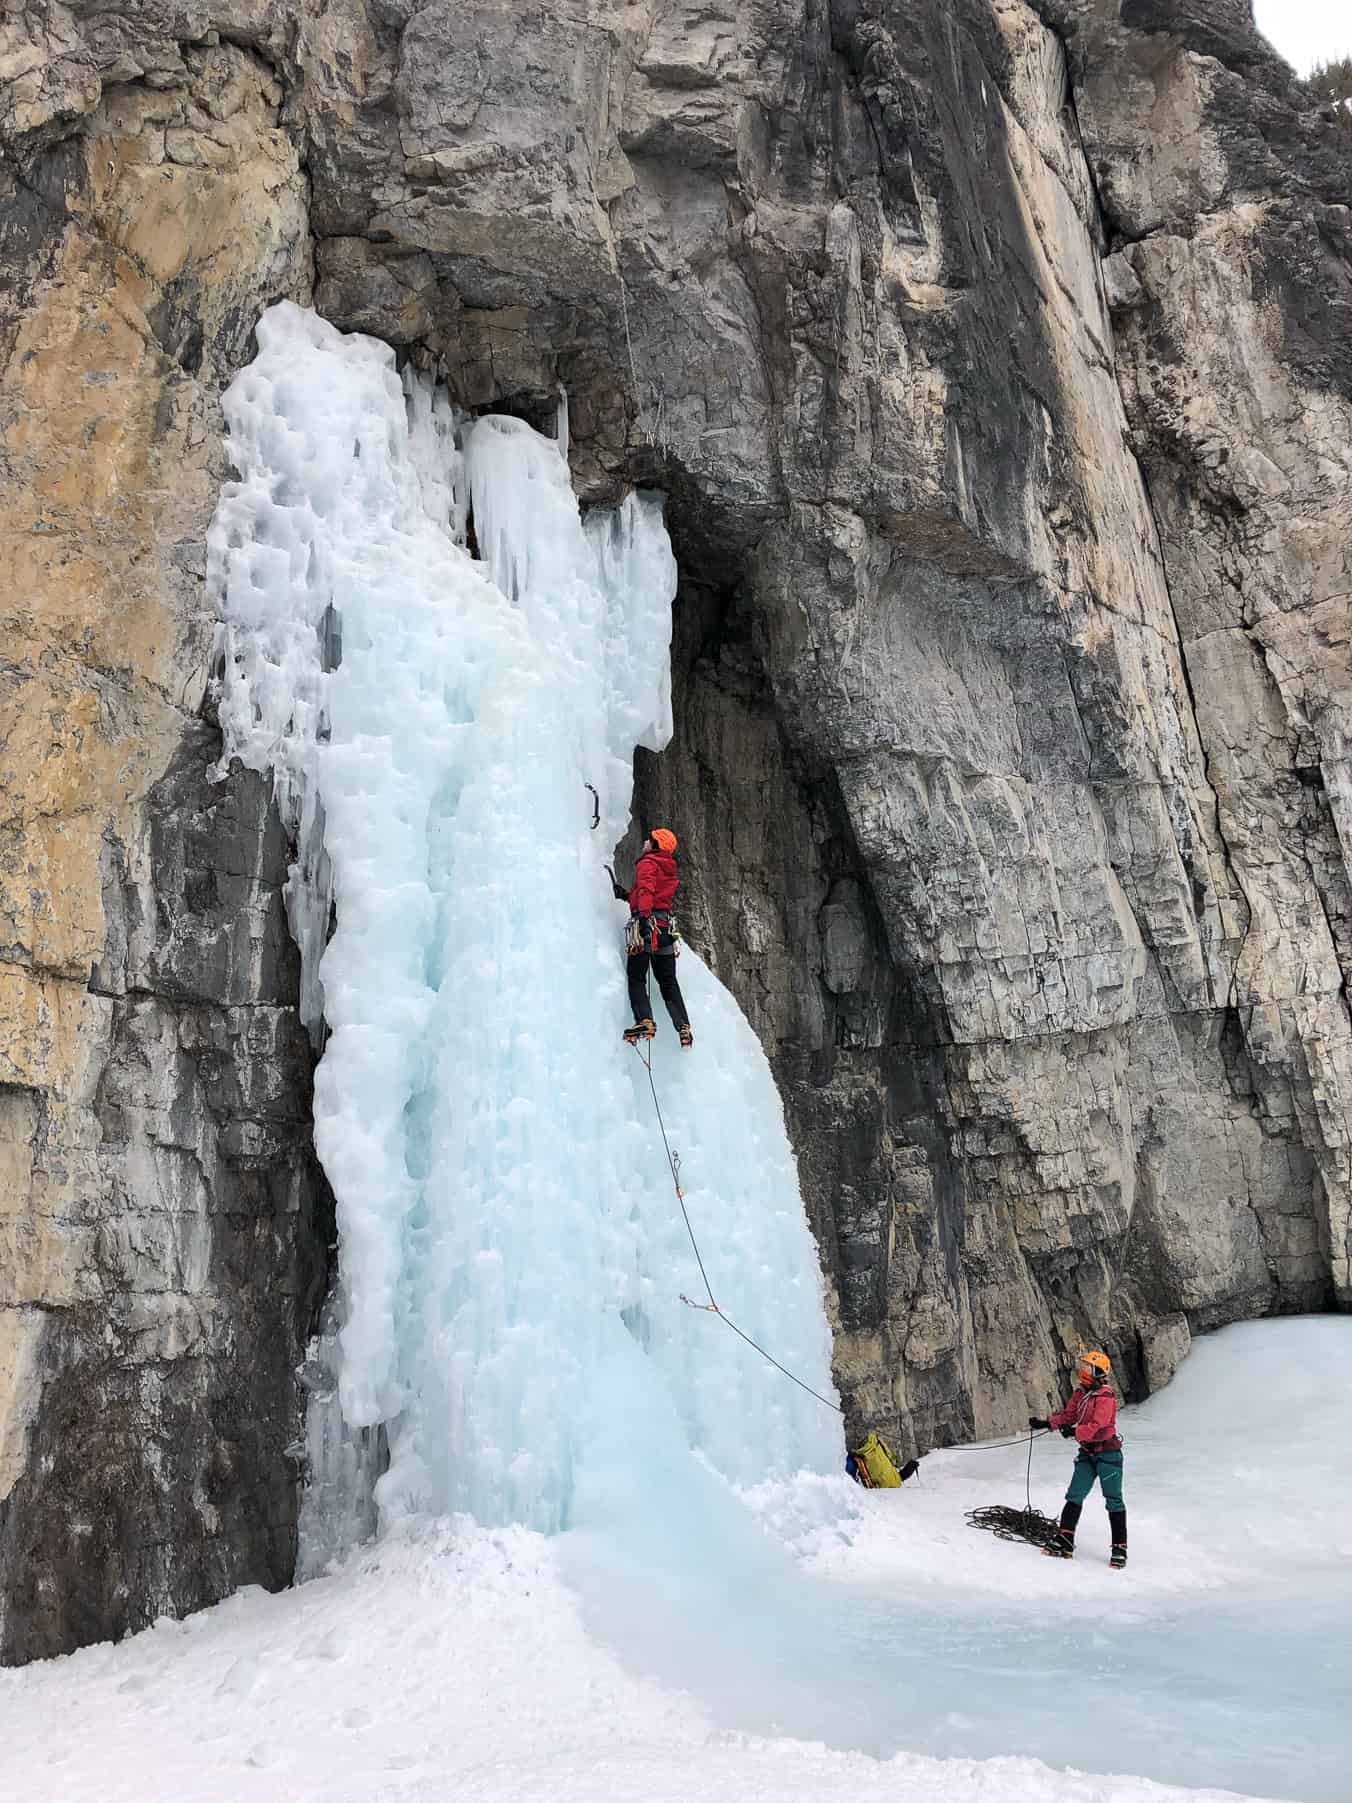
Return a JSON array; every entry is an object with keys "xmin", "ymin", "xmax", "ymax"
[{"xmin": 210, "ymin": 303, "xmax": 839, "ymax": 1550}]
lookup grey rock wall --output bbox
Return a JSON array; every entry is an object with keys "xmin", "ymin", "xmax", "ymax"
[
  {"xmin": 0, "ymin": 0, "xmax": 1347, "ymax": 1655},
  {"xmin": 313, "ymin": 0, "xmax": 1341, "ymax": 1447},
  {"xmin": 0, "ymin": 730, "xmax": 331, "ymax": 1664}
]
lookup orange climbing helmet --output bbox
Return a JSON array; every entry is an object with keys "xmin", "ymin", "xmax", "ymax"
[
  {"xmin": 650, "ymin": 828, "xmax": 678, "ymax": 854},
  {"xmin": 1078, "ymin": 1350, "xmax": 1111, "ymax": 1382}
]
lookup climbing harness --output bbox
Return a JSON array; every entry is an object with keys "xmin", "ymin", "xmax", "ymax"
[
  {"xmin": 622, "ymin": 910, "xmax": 680, "ymax": 956},
  {"xmin": 964, "ymin": 1429, "xmax": 1062, "ymax": 1550},
  {"xmin": 630, "ymin": 1039, "xmax": 843, "ymax": 1417},
  {"xmin": 646, "ymin": 910, "xmax": 676, "ymax": 953}
]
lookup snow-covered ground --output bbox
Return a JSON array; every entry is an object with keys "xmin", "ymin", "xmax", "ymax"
[
  {"xmin": 4, "ymin": 1318, "xmax": 1345, "ymax": 1803},
  {"xmin": 0, "ymin": 1523, "xmax": 1278, "ymax": 1803},
  {"xmin": 771, "ymin": 1314, "xmax": 1349, "ymax": 1606},
  {"xmin": 560, "ymin": 1318, "xmax": 1348, "ymax": 1802}
]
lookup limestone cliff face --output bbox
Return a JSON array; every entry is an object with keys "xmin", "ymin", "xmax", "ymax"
[
  {"xmin": 0, "ymin": 0, "xmax": 1347, "ymax": 1656},
  {"xmin": 0, "ymin": 29, "xmax": 326, "ymax": 1661}
]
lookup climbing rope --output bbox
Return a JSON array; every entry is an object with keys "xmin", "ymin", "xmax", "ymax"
[
  {"xmin": 627, "ymin": 1031, "xmax": 1069, "ymax": 1528},
  {"xmin": 947, "ymin": 1429, "xmax": 1054, "ymax": 1454},
  {"xmin": 964, "ymin": 1429, "xmax": 1061, "ymax": 1549},
  {"xmin": 631, "ymin": 1040, "xmax": 844, "ymax": 1416}
]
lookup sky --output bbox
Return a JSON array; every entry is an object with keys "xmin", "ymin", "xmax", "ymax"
[{"xmin": 1251, "ymin": 0, "xmax": 1349, "ymax": 73}]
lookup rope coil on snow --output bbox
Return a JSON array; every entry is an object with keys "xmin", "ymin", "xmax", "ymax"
[
  {"xmin": 964, "ymin": 1429, "xmax": 1061, "ymax": 1547},
  {"xmin": 965, "ymin": 1503, "xmax": 1062, "ymax": 1548},
  {"xmin": 632, "ymin": 1041, "xmax": 843, "ymax": 1416}
]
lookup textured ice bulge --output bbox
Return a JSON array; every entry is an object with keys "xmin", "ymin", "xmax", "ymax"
[{"xmin": 211, "ymin": 303, "xmax": 838, "ymax": 1546}]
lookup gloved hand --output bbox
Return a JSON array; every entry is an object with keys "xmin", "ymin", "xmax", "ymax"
[
  {"xmin": 1028, "ymin": 1416, "xmax": 1049, "ymax": 1430},
  {"xmin": 612, "ymin": 881, "xmax": 628, "ymax": 900},
  {"xmin": 1060, "ymin": 1425, "xmax": 1075, "ymax": 1438}
]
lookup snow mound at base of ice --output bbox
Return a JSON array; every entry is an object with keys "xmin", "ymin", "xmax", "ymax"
[
  {"xmin": 0, "ymin": 1521, "xmax": 1276, "ymax": 1803},
  {"xmin": 3, "ymin": 1321, "xmax": 1342, "ymax": 1803}
]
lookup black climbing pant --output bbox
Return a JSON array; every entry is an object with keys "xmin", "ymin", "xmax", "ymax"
[{"xmin": 627, "ymin": 946, "xmax": 689, "ymax": 1032}]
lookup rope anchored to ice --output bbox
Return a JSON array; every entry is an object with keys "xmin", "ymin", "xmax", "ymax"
[{"xmin": 632, "ymin": 1041, "xmax": 843, "ymax": 1417}]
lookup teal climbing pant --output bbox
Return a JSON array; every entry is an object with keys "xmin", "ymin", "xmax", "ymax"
[{"xmin": 1065, "ymin": 1447, "xmax": 1125, "ymax": 1512}]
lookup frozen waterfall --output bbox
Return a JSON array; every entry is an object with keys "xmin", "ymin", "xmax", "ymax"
[{"xmin": 209, "ymin": 303, "xmax": 839, "ymax": 1550}]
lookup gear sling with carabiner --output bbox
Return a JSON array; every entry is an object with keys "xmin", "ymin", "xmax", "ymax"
[{"xmin": 626, "ymin": 908, "xmax": 689, "ymax": 1039}]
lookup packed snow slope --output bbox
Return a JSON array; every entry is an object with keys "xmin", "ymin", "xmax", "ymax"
[
  {"xmin": 0, "ymin": 1529, "xmax": 1272, "ymax": 1803},
  {"xmin": 566, "ymin": 1317, "xmax": 1349, "ymax": 1803},
  {"xmin": 2, "ymin": 1319, "xmax": 1343, "ymax": 1803}
]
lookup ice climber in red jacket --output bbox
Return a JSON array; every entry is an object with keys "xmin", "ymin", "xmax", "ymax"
[
  {"xmin": 614, "ymin": 828, "xmax": 692, "ymax": 1049},
  {"xmin": 1029, "ymin": 1350, "xmax": 1127, "ymax": 1567}
]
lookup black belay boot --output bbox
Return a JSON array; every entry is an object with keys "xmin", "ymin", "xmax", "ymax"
[
  {"xmin": 1109, "ymin": 1509, "xmax": 1127, "ymax": 1569},
  {"xmin": 623, "ymin": 1018, "xmax": 656, "ymax": 1045},
  {"xmin": 1043, "ymin": 1500, "xmax": 1081, "ymax": 1558},
  {"xmin": 678, "ymin": 1023, "xmax": 693, "ymax": 1049}
]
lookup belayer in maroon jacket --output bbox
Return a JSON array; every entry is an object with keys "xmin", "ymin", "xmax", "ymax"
[
  {"xmin": 612, "ymin": 828, "xmax": 693, "ymax": 1049},
  {"xmin": 1029, "ymin": 1350, "xmax": 1127, "ymax": 1567}
]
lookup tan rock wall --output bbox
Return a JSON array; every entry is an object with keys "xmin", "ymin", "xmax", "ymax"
[{"xmin": 0, "ymin": 36, "xmax": 325, "ymax": 1661}]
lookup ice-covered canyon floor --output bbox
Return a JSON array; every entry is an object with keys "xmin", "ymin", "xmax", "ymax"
[{"xmin": 3, "ymin": 1316, "xmax": 1345, "ymax": 1803}]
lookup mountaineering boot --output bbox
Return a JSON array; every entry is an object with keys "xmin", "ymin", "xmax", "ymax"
[
  {"xmin": 678, "ymin": 1024, "xmax": 693, "ymax": 1049},
  {"xmin": 1108, "ymin": 1509, "xmax": 1127, "ymax": 1569},
  {"xmin": 623, "ymin": 1018, "xmax": 656, "ymax": 1045},
  {"xmin": 1043, "ymin": 1499, "xmax": 1081, "ymax": 1558}
]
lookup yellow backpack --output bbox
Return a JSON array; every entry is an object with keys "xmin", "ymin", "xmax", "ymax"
[{"xmin": 850, "ymin": 1431, "xmax": 905, "ymax": 1488}]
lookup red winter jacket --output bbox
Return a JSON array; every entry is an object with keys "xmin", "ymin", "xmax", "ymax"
[
  {"xmin": 629, "ymin": 849, "xmax": 678, "ymax": 917},
  {"xmin": 1049, "ymin": 1381, "xmax": 1120, "ymax": 1451}
]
